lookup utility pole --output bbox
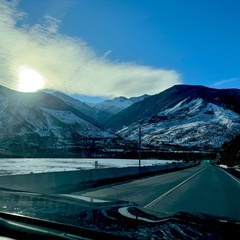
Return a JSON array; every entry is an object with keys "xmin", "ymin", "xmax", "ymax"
[{"xmin": 138, "ymin": 124, "xmax": 141, "ymax": 167}]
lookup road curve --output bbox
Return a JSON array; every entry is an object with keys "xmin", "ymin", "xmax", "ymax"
[{"xmin": 74, "ymin": 161, "xmax": 240, "ymax": 220}]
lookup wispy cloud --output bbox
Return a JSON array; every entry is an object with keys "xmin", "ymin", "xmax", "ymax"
[
  {"xmin": 0, "ymin": 0, "xmax": 181, "ymax": 97},
  {"xmin": 212, "ymin": 77, "xmax": 240, "ymax": 87},
  {"xmin": 102, "ymin": 50, "xmax": 112, "ymax": 59}
]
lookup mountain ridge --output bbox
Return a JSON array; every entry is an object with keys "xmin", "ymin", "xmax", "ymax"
[
  {"xmin": 104, "ymin": 85, "xmax": 240, "ymax": 130},
  {"xmin": 0, "ymin": 84, "xmax": 239, "ymax": 157},
  {"xmin": 0, "ymin": 85, "xmax": 134, "ymax": 157},
  {"xmin": 92, "ymin": 94, "xmax": 149, "ymax": 126}
]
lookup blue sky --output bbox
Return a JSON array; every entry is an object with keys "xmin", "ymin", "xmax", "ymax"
[{"xmin": 0, "ymin": 0, "xmax": 239, "ymax": 102}]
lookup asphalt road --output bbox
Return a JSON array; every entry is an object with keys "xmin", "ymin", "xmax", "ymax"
[{"xmin": 74, "ymin": 161, "xmax": 240, "ymax": 220}]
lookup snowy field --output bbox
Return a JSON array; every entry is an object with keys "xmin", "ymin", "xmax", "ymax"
[{"xmin": 0, "ymin": 158, "xmax": 178, "ymax": 175}]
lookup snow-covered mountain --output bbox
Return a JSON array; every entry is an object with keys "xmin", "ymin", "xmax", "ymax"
[
  {"xmin": 105, "ymin": 85, "xmax": 240, "ymax": 151},
  {"xmin": 118, "ymin": 98, "xmax": 240, "ymax": 151},
  {"xmin": 0, "ymin": 86, "xmax": 132, "ymax": 157},
  {"xmin": 51, "ymin": 91, "xmax": 98, "ymax": 125},
  {"xmin": 91, "ymin": 95, "xmax": 149, "ymax": 126},
  {"xmin": 50, "ymin": 92, "xmax": 148, "ymax": 127},
  {"xmin": 0, "ymin": 84, "xmax": 239, "ymax": 157}
]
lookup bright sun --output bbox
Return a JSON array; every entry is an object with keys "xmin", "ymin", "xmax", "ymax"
[{"xmin": 18, "ymin": 67, "xmax": 46, "ymax": 92}]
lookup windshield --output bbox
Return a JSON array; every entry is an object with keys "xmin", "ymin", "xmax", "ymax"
[{"xmin": 0, "ymin": 0, "xmax": 240, "ymax": 239}]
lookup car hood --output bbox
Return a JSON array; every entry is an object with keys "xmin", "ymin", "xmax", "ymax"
[{"xmin": 0, "ymin": 189, "xmax": 239, "ymax": 239}]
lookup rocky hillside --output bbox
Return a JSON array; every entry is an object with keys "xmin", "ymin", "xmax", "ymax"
[
  {"xmin": 0, "ymin": 84, "xmax": 239, "ymax": 157},
  {"xmin": 104, "ymin": 85, "xmax": 240, "ymax": 130},
  {"xmin": 51, "ymin": 91, "xmax": 98, "ymax": 125},
  {"xmin": 104, "ymin": 85, "xmax": 240, "ymax": 151},
  {"xmin": 0, "ymin": 86, "xmax": 133, "ymax": 157}
]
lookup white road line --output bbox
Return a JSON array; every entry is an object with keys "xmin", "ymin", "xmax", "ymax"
[
  {"xmin": 144, "ymin": 166, "xmax": 207, "ymax": 209},
  {"xmin": 220, "ymin": 169, "xmax": 240, "ymax": 185}
]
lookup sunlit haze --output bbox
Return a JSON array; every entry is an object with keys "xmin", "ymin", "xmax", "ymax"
[{"xmin": 18, "ymin": 67, "xmax": 45, "ymax": 92}]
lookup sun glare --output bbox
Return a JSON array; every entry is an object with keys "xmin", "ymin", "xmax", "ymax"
[{"xmin": 18, "ymin": 67, "xmax": 46, "ymax": 92}]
